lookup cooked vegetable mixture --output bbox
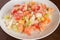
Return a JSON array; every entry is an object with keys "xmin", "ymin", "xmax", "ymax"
[{"xmin": 3, "ymin": 2, "xmax": 54, "ymax": 36}]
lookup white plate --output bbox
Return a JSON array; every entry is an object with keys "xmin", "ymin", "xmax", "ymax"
[{"xmin": 0, "ymin": 0, "xmax": 60, "ymax": 39}]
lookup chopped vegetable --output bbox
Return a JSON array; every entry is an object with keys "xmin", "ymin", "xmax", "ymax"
[
  {"xmin": 18, "ymin": 20, "xmax": 25, "ymax": 24},
  {"xmin": 45, "ymin": 13, "xmax": 49, "ymax": 17},
  {"xmin": 26, "ymin": 20, "xmax": 31, "ymax": 27},
  {"xmin": 24, "ymin": 27, "xmax": 31, "ymax": 36},
  {"xmin": 18, "ymin": 24, "xmax": 24, "ymax": 32},
  {"xmin": 12, "ymin": 25, "xmax": 18, "ymax": 32},
  {"xmin": 36, "ymin": 13, "xmax": 42, "ymax": 18},
  {"xmin": 48, "ymin": 8, "xmax": 54, "ymax": 13},
  {"xmin": 40, "ymin": 17, "xmax": 45, "ymax": 21},
  {"xmin": 4, "ymin": 16, "xmax": 10, "ymax": 20}
]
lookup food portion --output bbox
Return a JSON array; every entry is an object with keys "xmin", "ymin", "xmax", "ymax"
[{"xmin": 3, "ymin": 2, "xmax": 54, "ymax": 36}]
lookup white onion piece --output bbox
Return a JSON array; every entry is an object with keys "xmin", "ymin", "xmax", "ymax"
[
  {"xmin": 30, "ymin": 15, "xmax": 35, "ymax": 25},
  {"xmin": 7, "ymin": 18, "xmax": 14, "ymax": 29},
  {"xmin": 36, "ymin": 13, "xmax": 42, "ymax": 18}
]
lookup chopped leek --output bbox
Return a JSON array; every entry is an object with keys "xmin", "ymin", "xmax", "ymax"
[
  {"xmin": 4, "ymin": 16, "xmax": 10, "ymax": 20},
  {"xmin": 26, "ymin": 20, "xmax": 31, "ymax": 27},
  {"xmin": 45, "ymin": 13, "xmax": 49, "ymax": 17}
]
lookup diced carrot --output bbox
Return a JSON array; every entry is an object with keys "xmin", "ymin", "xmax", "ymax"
[
  {"xmin": 18, "ymin": 24, "xmax": 24, "ymax": 32},
  {"xmin": 48, "ymin": 8, "xmax": 54, "ymax": 13},
  {"xmin": 29, "ymin": 26, "xmax": 34, "ymax": 31},
  {"xmin": 40, "ymin": 17, "xmax": 51, "ymax": 31},
  {"xmin": 24, "ymin": 11, "xmax": 30, "ymax": 16},
  {"xmin": 18, "ymin": 20, "xmax": 25, "ymax": 25},
  {"xmin": 44, "ymin": 17, "xmax": 51, "ymax": 24},
  {"xmin": 47, "ymin": 18, "xmax": 51, "ymax": 23},
  {"xmin": 26, "ymin": 13, "xmax": 31, "ymax": 19},
  {"xmin": 40, "ymin": 22, "xmax": 46, "ymax": 31},
  {"xmin": 24, "ymin": 27, "xmax": 31, "ymax": 36},
  {"xmin": 31, "ymin": 5, "xmax": 35, "ymax": 11}
]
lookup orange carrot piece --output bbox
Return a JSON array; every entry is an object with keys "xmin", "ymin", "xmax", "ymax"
[
  {"xmin": 40, "ymin": 26, "xmax": 45, "ymax": 31},
  {"xmin": 18, "ymin": 24, "xmax": 24, "ymax": 32},
  {"xmin": 24, "ymin": 28, "xmax": 31, "ymax": 36}
]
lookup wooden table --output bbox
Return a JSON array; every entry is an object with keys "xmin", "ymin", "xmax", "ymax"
[{"xmin": 0, "ymin": 0, "xmax": 60, "ymax": 40}]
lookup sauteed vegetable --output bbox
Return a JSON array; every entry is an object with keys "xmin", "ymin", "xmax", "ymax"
[{"xmin": 3, "ymin": 2, "xmax": 54, "ymax": 36}]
